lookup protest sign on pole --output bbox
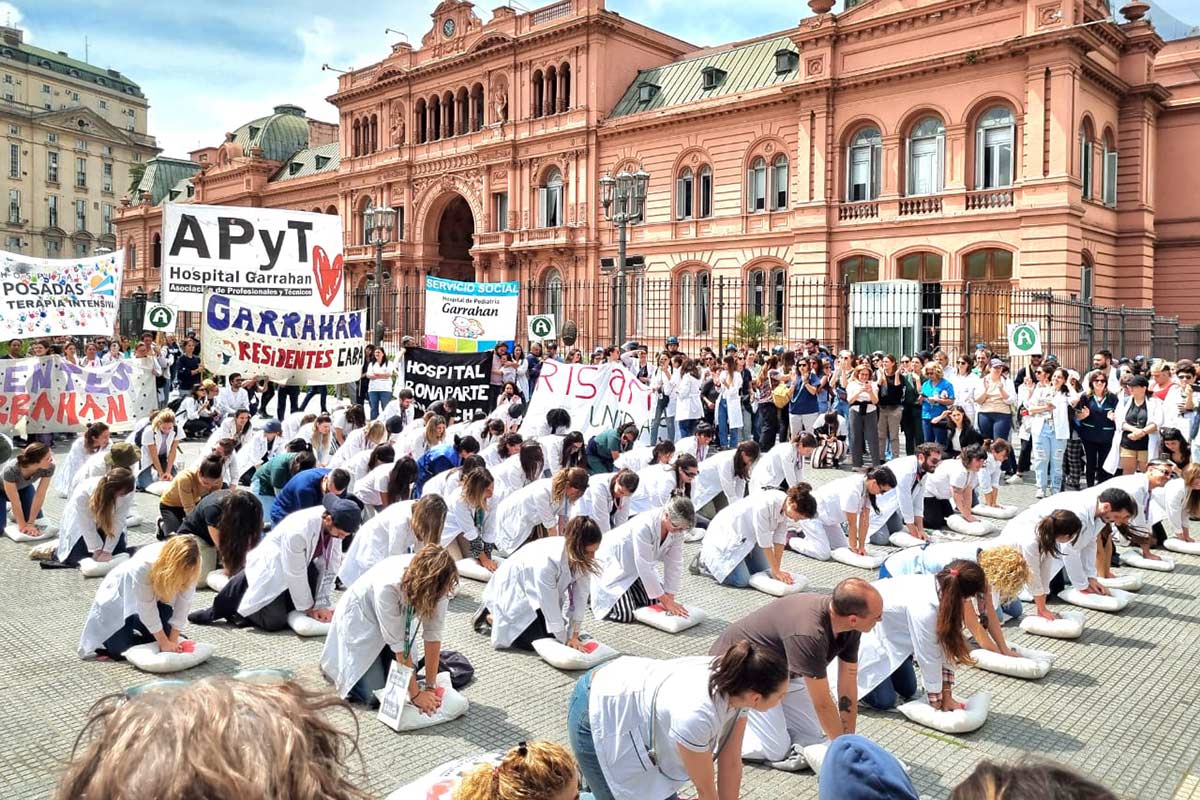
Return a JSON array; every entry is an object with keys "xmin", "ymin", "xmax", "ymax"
[
  {"xmin": 402, "ymin": 348, "xmax": 492, "ymax": 420},
  {"xmin": 1007, "ymin": 321, "xmax": 1043, "ymax": 356},
  {"xmin": 0, "ymin": 356, "xmax": 157, "ymax": 434},
  {"xmin": 142, "ymin": 302, "xmax": 179, "ymax": 333},
  {"xmin": 0, "ymin": 248, "xmax": 124, "ymax": 339},
  {"xmin": 201, "ymin": 292, "xmax": 366, "ymax": 385},
  {"xmin": 423, "ymin": 276, "xmax": 518, "ymax": 352},
  {"xmin": 161, "ymin": 203, "xmax": 345, "ymax": 313},
  {"xmin": 520, "ymin": 361, "xmax": 653, "ymax": 440},
  {"xmin": 527, "ymin": 314, "xmax": 556, "ymax": 342}
]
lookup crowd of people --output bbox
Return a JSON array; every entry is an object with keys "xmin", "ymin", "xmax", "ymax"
[{"xmin": 0, "ymin": 328, "xmax": 1190, "ymax": 800}]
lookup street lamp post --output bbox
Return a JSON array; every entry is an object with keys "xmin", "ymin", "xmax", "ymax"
[
  {"xmin": 363, "ymin": 206, "xmax": 396, "ymax": 347},
  {"xmin": 600, "ymin": 169, "xmax": 649, "ymax": 346}
]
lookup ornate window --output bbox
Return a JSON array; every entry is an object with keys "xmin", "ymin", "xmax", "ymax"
[
  {"xmin": 676, "ymin": 167, "xmax": 694, "ymax": 220},
  {"xmin": 537, "ymin": 167, "xmax": 563, "ymax": 228},
  {"xmin": 898, "ymin": 251, "xmax": 943, "ymax": 282},
  {"xmin": 907, "ymin": 116, "xmax": 945, "ymax": 196},
  {"xmin": 975, "ymin": 106, "xmax": 1015, "ymax": 189},
  {"xmin": 839, "ymin": 255, "xmax": 880, "ymax": 283},
  {"xmin": 1080, "ymin": 118, "xmax": 1094, "ymax": 200},
  {"xmin": 698, "ymin": 165, "xmax": 713, "ymax": 218},
  {"xmin": 963, "ymin": 248, "xmax": 1013, "ymax": 282},
  {"xmin": 1102, "ymin": 131, "xmax": 1117, "ymax": 207},
  {"xmin": 772, "ymin": 155, "xmax": 789, "ymax": 210},
  {"xmin": 678, "ymin": 268, "xmax": 711, "ymax": 334},
  {"xmin": 544, "ymin": 268, "xmax": 563, "ymax": 326},
  {"xmin": 747, "ymin": 157, "xmax": 767, "ymax": 212},
  {"xmin": 846, "ymin": 127, "xmax": 882, "ymax": 202}
]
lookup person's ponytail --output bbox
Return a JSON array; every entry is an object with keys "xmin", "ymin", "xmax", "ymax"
[
  {"xmin": 707, "ymin": 639, "xmax": 788, "ymax": 700},
  {"xmin": 934, "ymin": 559, "xmax": 987, "ymax": 666},
  {"xmin": 455, "ymin": 740, "xmax": 578, "ymax": 800}
]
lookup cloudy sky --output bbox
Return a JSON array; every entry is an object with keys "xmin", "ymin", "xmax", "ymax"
[{"xmin": 10, "ymin": 0, "xmax": 1198, "ymax": 158}]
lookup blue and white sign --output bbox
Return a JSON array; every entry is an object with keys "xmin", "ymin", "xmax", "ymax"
[{"xmin": 423, "ymin": 276, "xmax": 519, "ymax": 353}]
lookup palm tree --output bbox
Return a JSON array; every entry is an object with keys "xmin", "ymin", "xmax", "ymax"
[{"xmin": 733, "ymin": 313, "xmax": 778, "ymax": 350}]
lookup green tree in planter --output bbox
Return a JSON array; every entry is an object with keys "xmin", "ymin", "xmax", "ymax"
[{"xmin": 733, "ymin": 313, "xmax": 779, "ymax": 351}]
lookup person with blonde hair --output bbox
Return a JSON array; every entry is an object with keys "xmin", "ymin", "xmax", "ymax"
[
  {"xmin": 391, "ymin": 740, "xmax": 583, "ymax": 800},
  {"xmin": 478, "ymin": 517, "xmax": 602, "ymax": 650},
  {"xmin": 492, "ymin": 466, "xmax": 590, "ymax": 553},
  {"xmin": 54, "ymin": 468, "xmax": 136, "ymax": 567},
  {"xmin": 77, "ymin": 535, "xmax": 202, "ymax": 660},
  {"xmin": 1153, "ymin": 461, "xmax": 1200, "ymax": 546},
  {"xmin": 401, "ymin": 414, "xmax": 447, "ymax": 461},
  {"xmin": 57, "ymin": 678, "xmax": 372, "ymax": 800},
  {"xmin": 51, "ymin": 421, "xmax": 109, "ymax": 499},
  {"xmin": 308, "ymin": 413, "xmax": 338, "ymax": 467},
  {"xmin": 330, "ymin": 419, "xmax": 388, "ymax": 470},
  {"xmin": 136, "ymin": 409, "xmax": 179, "ymax": 490},
  {"xmin": 322, "ymin": 544, "xmax": 458, "ymax": 709},
  {"xmin": 339, "ymin": 495, "xmax": 449, "ymax": 586}
]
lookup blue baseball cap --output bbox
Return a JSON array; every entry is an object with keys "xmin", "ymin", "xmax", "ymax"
[{"xmin": 666, "ymin": 336, "xmax": 680, "ymax": 345}]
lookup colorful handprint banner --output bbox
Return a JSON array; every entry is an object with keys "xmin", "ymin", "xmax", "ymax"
[
  {"xmin": 0, "ymin": 249, "xmax": 124, "ymax": 339},
  {"xmin": 161, "ymin": 203, "xmax": 344, "ymax": 313},
  {"xmin": 423, "ymin": 276, "xmax": 518, "ymax": 353}
]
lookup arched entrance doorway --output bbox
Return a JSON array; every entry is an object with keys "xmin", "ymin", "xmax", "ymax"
[{"xmin": 435, "ymin": 195, "xmax": 475, "ymax": 282}]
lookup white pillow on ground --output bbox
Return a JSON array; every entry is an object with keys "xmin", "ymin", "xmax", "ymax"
[
  {"xmin": 125, "ymin": 641, "xmax": 214, "ymax": 673},
  {"xmin": 748, "ymin": 571, "xmax": 808, "ymax": 596},
  {"xmin": 287, "ymin": 610, "xmax": 331, "ymax": 637},
  {"xmin": 206, "ymin": 570, "xmax": 230, "ymax": 593},
  {"xmin": 1098, "ymin": 573, "xmax": 1143, "ymax": 592},
  {"xmin": 126, "ymin": 512, "xmax": 144, "ymax": 528},
  {"xmin": 946, "ymin": 515, "xmax": 997, "ymax": 537},
  {"xmin": 4, "ymin": 523, "xmax": 57, "ymax": 542},
  {"xmin": 391, "ymin": 673, "xmax": 470, "ymax": 732},
  {"xmin": 455, "ymin": 557, "xmax": 500, "ymax": 583},
  {"xmin": 802, "ymin": 743, "xmax": 829, "ymax": 773},
  {"xmin": 684, "ymin": 527, "xmax": 705, "ymax": 543},
  {"xmin": 532, "ymin": 638, "xmax": 619, "ymax": 670},
  {"xmin": 1121, "ymin": 551, "xmax": 1175, "ymax": 572},
  {"xmin": 79, "ymin": 553, "xmax": 130, "ymax": 578},
  {"xmin": 633, "ymin": 603, "xmax": 707, "ymax": 633},
  {"xmin": 1060, "ymin": 586, "xmax": 1133, "ymax": 612},
  {"xmin": 1163, "ymin": 538, "xmax": 1200, "ymax": 555},
  {"xmin": 970, "ymin": 647, "xmax": 1053, "ymax": 679},
  {"xmin": 830, "ymin": 547, "xmax": 885, "ymax": 569},
  {"xmin": 889, "ymin": 531, "xmax": 926, "ymax": 548},
  {"xmin": 897, "ymin": 693, "xmax": 990, "ymax": 734},
  {"xmin": 971, "ymin": 503, "xmax": 1018, "ymax": 520},
  {"xmin": 1019, "ymin": 611, "xmax": 1085, "ymax": 639},
  {"xmin": 143, "ymin": 481, "xmax": 171, "ymax": 497},
  {"xmin": 1017, "ymin": 588, "xmax": 1034, "ymax": 603}
]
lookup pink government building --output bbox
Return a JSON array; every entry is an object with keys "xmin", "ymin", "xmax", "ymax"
[{"xmin": 116, "ymin": 0, "xmax": 1200, "ymax": 359}]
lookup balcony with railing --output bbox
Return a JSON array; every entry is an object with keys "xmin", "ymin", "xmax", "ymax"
[
  {"xmin": 966, "ymin": 188, "xmax": 1015, "ymax": 210},
  {"xmin": 837, "ymin": 201, "xmax": 879, "ymax": 222},
  {"xmin": 898, "ymin": 196, "xmax": 943, "ymax": 217}
]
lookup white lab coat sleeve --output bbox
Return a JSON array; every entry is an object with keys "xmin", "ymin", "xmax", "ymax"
[
  {"xmin": 897, "ymin": 478, "xmax": 916, "ymax": 525},
  {"xmin": 537, "ymin": 564, "xmax": 569, "ymax": 640},
  {"xmin": 1061, "ymin": 540, "xmax": 1091, "ymax": 590},
  {"xmin": 78, "ymin": 498, "xmax": 105, "ymax": 553},
  {"xmin": 168, "ymin": 586, "xmax": 195, "ymax": 630},
  {"xmin": 423, "ymin": 596, "xmax": 448, "ymax": 642},
  {"xmin": 755, "ymin": 501, "xmax": 782, "ymax": 548},
  {"xmin": 568, "ymin": 573, "xmax": 589, "ymax": 630},
  {"xmin": 134, "ymin": 580, "xmax": 164, "ymax": 636},
  {"xmin": 376, "ymin": 585, "xmax": 409, "ymax": 651},
  {"xmin": 840, "ymin": 481, "xmax": 862, "ymax": 518},
  {"xmin": 1022, "ymin": 539, "xmax": 1052, "ymax": 597},
  {"xmin": 662, "ymin": 532, "xmax": 683, "ymax": 595},
  {"xmin": 633, "ymin": 526, "xmax": 666, "ymax": 599},
  {"xmin": 283, "ymin": 532, "xmax": 315, "ymax": 611},
  {"xmin": 908, "ymin": 604, "xmax": 946, "ymax": 693},
  {"xmin": 535, "ymin": 487, "xmax": 557, "ymax": 530}
]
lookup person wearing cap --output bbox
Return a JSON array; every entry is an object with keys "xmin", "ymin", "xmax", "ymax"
[
  {"xmin": 230, "ymin": 418, "xmax": 284, "ymax": 486},
  {"xmin": 270, "ymin": 467, "xmax": 351, "ymax": 527},
  {"xmin": 665, "ymin": 335, "xmax": 680, "ymax": 355},
  {"xmin": 975, "ymin": 357, "xmax": 1017, "ymax": 473},
  {"xmin": 188, "ymin": 494, "xmax": 361, "ymax": 631},
  {"xmin": 1104, "ymin": 374, "xmax": 1162, "ymax": 476},
  {"xmin": 79, "ymin": 441, "xmax": 140, "ymax": 482}
]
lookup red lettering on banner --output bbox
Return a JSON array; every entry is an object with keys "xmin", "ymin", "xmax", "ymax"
[
  {"xmin": 79, "ymin": 393, "xmax": 105, "ymax": 421},
  {"xmin": 106, "ymin": 395, "xmax": 128, "ymax": 424},
  {"xmin": 537, "ymin": 359, "xmax": 560, "ymax": 392},
  {"xmin": 55, "ymin": 391, "xmax": 79, "ymax": 426},
  {"xmin": 607, "ymin": 369, "xmax": 627, "ymax": 401},
  {"xmin": 575, "ymin": 366, "xmax": 598, "ymax": 399},
  {"xmin": 28, "ymin": 393, "xmax": 51, "ymax": 421}
]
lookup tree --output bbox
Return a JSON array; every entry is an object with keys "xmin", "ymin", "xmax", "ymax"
[
  {"xmin": 733, "ymin": 312, "xmax": 779, "ymax": 350},
  {"xmin": 127, "ymin": 162, "xmax": 146, "ymax": 194}
]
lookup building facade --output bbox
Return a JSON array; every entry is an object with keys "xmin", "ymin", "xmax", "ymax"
[
  {"xmin": 115, "ymin": 0, "xmax": 1200, "ymax": 356},
  {"xmin": 0, "ymin": 26, "xmax": 158, "ymax": 259}
]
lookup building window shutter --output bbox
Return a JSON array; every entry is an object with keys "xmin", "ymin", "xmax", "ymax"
[
  {"xmin": 537, "ymin": 187, "xmax": 548, "ymax": 228},
  {"xmin": 975, "ymin": 127, "xmax": 985, "ymax": 189}
]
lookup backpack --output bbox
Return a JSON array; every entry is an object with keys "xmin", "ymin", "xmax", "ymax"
[
  {"xmin": 417, "ymin": 649, "xmax": 474, "ymax": 690},
  {"xmin": 812, "ymin": 437, "xmax": 845, "ymax": 469}
]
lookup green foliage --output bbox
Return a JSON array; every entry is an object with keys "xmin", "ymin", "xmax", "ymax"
[{"xmin": 732, "ymin": 313, "xmax": 779, "ymax": 349}]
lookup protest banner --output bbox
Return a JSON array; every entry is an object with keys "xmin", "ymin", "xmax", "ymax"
[
  {"xmin": 0, "ymin": 248, "xmax": 124, "ymax": 339},
  {"xmin": 201, "ymin": 292, "xmax": 366, "ymax": 385},
  {"xmin": 142, "ymin": 302, "xmax": 179, "ymax": 333},
  {"xmin": 0, "ymin": 356, "xmax": 157, "ymax": 434},
  {"xmin": 161, "ymin": 203, "xmax": 344, "ymax": 313},
  {"xmin": 520, "ymin": 361, "xmax": 653, "ymax": 440},
  {"xmin": 423, "ymin": 276, "xmax": 518, "ymax": 353},
  {"xmin": 402, "ymin": 348, "xmax": 492, "ymax": 420}
]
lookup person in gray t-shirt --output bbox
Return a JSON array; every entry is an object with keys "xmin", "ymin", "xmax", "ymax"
[{"xmin": 2, "ymin": 442, "xmax": 55, "ymax": 535}]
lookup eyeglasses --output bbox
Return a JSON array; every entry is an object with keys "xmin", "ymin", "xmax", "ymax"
[
  {"xmin": 1092, "ymin": 378, "xmax": 1106, "ymax": 384},
  {"xmin": 683, "ymin": 470, "xmax": 698, "ymax": 478}
]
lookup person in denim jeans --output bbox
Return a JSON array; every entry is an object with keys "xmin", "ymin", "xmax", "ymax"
[
  {"xmin": 1027, "ymin": 367, "xmax": 1074, "ymax": 498},
  {"xmin": 974, "ymin": 358, "xmax": 1017, "ymax": 473},
  {"xmin": 920, "ymin": 363, "xmax": 955, "ymax": 447}
]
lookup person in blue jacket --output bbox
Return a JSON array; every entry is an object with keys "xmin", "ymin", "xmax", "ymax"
[
  {"xmin": 819, "ymin": 735, "xmax": 918, "ymax": 800},
  {"xmin": 270, "ymin": 467, "xmax": 350, "ymax": 526},
  {"xmin": 414, "ymin": 435, "xmax": 479, "ymax": 496}
]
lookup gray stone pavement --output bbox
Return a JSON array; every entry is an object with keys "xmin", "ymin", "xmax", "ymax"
[{"xmin": 1, "ymin": 438, "xmax": 1198, "ymax": 799}]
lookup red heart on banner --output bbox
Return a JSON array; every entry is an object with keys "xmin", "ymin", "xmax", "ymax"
[{"xmin": 311, "ymin": 245, "xmax": 344, "ymax": 307}]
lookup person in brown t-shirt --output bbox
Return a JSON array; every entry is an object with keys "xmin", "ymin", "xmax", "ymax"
[{"xmin": 710, "ymin": 578, "xmax": 882, "ymax": 766}]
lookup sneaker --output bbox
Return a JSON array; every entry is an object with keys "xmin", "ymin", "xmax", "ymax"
[
  {"xmin": 767, "ymin": 744, "xmax": 807, "ymax": 772},
  {"xmin": 1035, "ymin": 489, "xmax": 1045, "ymax": 499},
  {"xmin": 471, "ymin": 604, "xmax": 491, "ymax": 636},
  {"xmin": 1005, "ymin": 474, "xmax": 1024, "ymax": 485},
  {"xmin": 188, "ymin": 608, "xmax": 216, "ymax": 626},
  {"xmin": 688, "ymin": 552, "xmax": 712, "ymax": 578}
]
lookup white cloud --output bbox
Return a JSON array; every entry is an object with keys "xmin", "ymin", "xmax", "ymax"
[{"xmin": 0, "ymin": 2, "xmax": 28, "ymax": 39}]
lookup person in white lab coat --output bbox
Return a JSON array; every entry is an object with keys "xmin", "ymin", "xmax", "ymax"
[
  {"xmin": 922, "ymin": 444, "xmax": 987, "ymax": 529},
  {"xmin": 51, "ymin": 421, "xmax": 110, "ymax": 499},
  {"xmin": 789, "ymin": 468, "xmax": 896, "ymax": 561},
  {"xmin": 1152, "ymin": 462, "xmax": 1200, "ymax": 546},
  {"xmin": 135, "ymin": 409, "xmax": 179, "ymax": 490},
  {"xmin": 874, "ymin": 444, "xmax": 943, "ymax": 544},
  {"xmin": 697, "ymin": 484, "xmax": 818, "ymax": 588},
  {"xmin": 691, "ymin": 440, "xmax": 761, "ymax": 514},
  {"xmin": 880, "ymin": 542, "xmax": 1029, "ymax": 651},
  {"xmin": 854, "ymin": 561, "xmax": 986, "ymax": 711},
  {"xmin": 1079, "ymin": 462, "xmax": 1172, "ymax": 571},
  {"xmin": 231, "ymin": 419, "xmax": 284, "ymax": 485},
  {"xmin": 628, "ymin": 454, "xmax": 699, "ymax": 516},
  {"xmin": 567, "ymin": 639, "xmax": 789, "ymax": 800},
  {"xmin": 441, "ymin": 468, "xmax": 499, "ymax": 569},
  {"xmin": 480, "ymin": 431, "xmax": 522, "ymax": 467},
  {"xmin": 976, "ymin": 439, "xmax": 1012, "ymax": 510},
  {"xmin": 355, "ymin": 455, "xmax": 417, "ymax": 511},
  {"xmin": 78, "ymin": 535, "xmax": 202, "ymax": 660},
  {"xmin": 490, "ymin": 441, "xmax": 545, "ymax": 498},
  {"xmin": 54, "ymin": 468, "xmax": 135, "ymax": 567},
  {"xmin": 321, "ymin": 544, "xmax": 457, "ymax": 710},
  {"xmin": 591, "ymin": 497, "xmax": 695, "ymax": 623},
  {"xmin": 990, "ymin": 509, "xmax": 1085, "ymax": 622},
  {"xmin": 1104, "ymin": 374, "xmax": 1163, "ymax": 477},
  {"xmin": 420, "ymin": 454, "xmax": 484, "ymax": 502},
  {"xmin": 492, "ymin": 467, "xmax": 590, "ymax": 554},
  {"xmin": 674, "ymin": 422, "xmax": 718, "ymax": 464},
  {"xmin": 573, "ymin": 469, "xmax": 640, "ymax": 533},
  {"xmin": 478, "ymin": 517, "xmax": 602, "ymax": 650},
  {"xmin": 187, "ymin": 496, "xmax": 362, "ymax": 631},
  {"xmin": 749, "ymin": 432, "xmax": 817, "ymax": 493},
  {"xmin": 328, "ymin": 420, "xmax": 388, "ymax": 471},
  {"xmin": 339, "ymin": 495, "xmax": 448, "ymax": 587},
  {"xmin": 674, "ymin": 359, "xmax": 705, "ymax": 438},
  {"xmin": 615, "ymin": 440, "xmax": 673, "ymax": 472}
]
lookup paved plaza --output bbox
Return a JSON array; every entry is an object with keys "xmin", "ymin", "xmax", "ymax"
[{"xmin": 1, "ymin": 438, "xmax": 1199, "ymax": 800}]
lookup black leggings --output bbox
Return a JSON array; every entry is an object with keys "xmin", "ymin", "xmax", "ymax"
[
  {"xmin": 203, "ymin": 562, "xmax": 318, "ymax": 631},
  {"xmin": 923, "ymin": 497, "xmax": 954, "ymax": 530},
  {"xmin": 1081, "ymin": 440, "xmax": 1113, "ymax": 488},
  {"xmin": 160, "ymin": 505, "xmax": 186, "ymax": 537}
]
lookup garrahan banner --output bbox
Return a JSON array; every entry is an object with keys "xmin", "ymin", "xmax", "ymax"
[
  {"xmin": 0, "ymin": 356, "xmax": 157, "ymax": 434},
  {"xmin": 0, "ymin": 249, "xmax": 123, "ymax": 339},
  {"xmin": 161, "ymin": 203, "xmax": 345, "ymax": 313},
  {"xmin": 402, "ymin": 348, "xmax": 492, "ymax": 420},
  {"xmin": 423, "ymin": 276, "xmax": 518, "ymax": 353},
  {"xmin": 201, "ymin": 293, "xmax": 366, "ymax": 385},
  {"xmin": 520, "ymin": 361, "xmax": 653, "ymax": 440}
]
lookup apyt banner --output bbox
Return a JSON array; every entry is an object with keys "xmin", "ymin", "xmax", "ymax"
[
  {"xmin": 0, "ymin": 249, "xmax": 124, "ymax": 340},
  {"xmin": 402, "ymin": 348, "xmax": 493, "ymax": 421},
  {"xmin": 0, "ymin": 356, "xmax": 158, "ymax": 434},
  {"xmin": 423, "ymin": 276, "xmax": 518, "ymax": 353},
  {"xmin": 161, "ymin": 203, "xmax": 345, "ymax": 313},
  {"xmin": 201, "ymin": 292, "xmax": 367, "ymax": 385},
  {"xmin": 520, "ymin": 361, "xmax": 653, "ymax": 440}
]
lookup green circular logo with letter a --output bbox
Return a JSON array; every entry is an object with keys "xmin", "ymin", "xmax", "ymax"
[
  {"xmin": 149, "ymin": 306, "xmax": 174, "ymax": 328},
  {"xmin": 530, "ymin": 317, "xmax": 553, "ymax": 338},
  {"xmin": 1011, "ymin": 324, "xmax": 1037, "ymax": 352}
]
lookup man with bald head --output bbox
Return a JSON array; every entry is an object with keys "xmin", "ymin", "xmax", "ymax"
[{"xmin": 711, "ymin": 577, "xmax": 884, "ymax": 769}]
